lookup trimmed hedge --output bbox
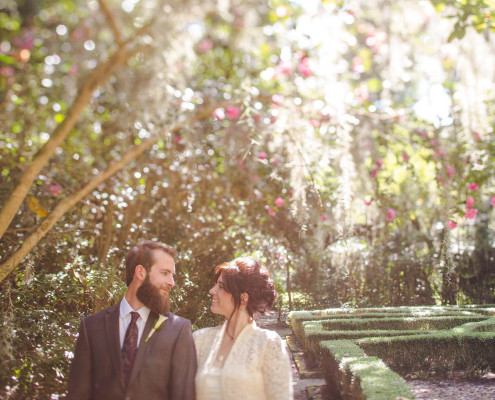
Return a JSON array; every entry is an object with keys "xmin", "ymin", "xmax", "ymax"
[
  {"xmin": 356, "ymin": 331, "xmax": 495, "ymax": 376},
  {"xmin": 288, "ymin": 307, "xmax": 489, "ymax": 341},
  {"xmin": 452, "ymin": 317, "xmax": 495, "ymax": 333},
  {"xmin": 303, "ymin": 325, "xmax": 436, "ymax": 361},
  {"xmin": 319, "ymin": 315, "xmax": 487, "ymax": 332},
  {"xmin": 320, "ymin": 340, "xmax": 414, "ymax": 400}
]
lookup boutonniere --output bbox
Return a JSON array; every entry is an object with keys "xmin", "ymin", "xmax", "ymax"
[{"xmin": 145, "ymin": 315, "xmax": 168, "ymax": 342}]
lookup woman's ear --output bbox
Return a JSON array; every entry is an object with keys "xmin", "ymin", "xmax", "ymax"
[{"xmin": 240, "ymin": 292, "xmax": 249, "ymax": 305}]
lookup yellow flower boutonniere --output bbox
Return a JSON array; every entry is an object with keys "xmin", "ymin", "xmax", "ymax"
[{"xmin": 145, "ymin": 315, "xmax": 168, "ymax": 343}]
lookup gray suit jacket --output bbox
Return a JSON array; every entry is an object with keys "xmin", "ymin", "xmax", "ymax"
[{"xmin": 67, "ymin": 302, "xmax": 197, "ymax": 400}]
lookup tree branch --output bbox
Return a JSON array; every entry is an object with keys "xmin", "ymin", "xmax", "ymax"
[
  {"xmin": 98, "ymin": 0, "xmax": 123, "ymax": 45},
  {"xmin": 0, "ymin": 102, "xmax": 224, "ymax": 283}
]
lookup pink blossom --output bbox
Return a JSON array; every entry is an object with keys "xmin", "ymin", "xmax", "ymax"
[
  {"xmin": 401, "ymin": 152, "xmax": 410, "ymax": 162},
  {"xmin": 173, "ymin": 135, "xmax": 181, "ymax": 144},
  {"xmin": 446, "ymin": 165, "xmax": 454, "ymax": 178},
  {"xmin": 447, "ymin": 220, "xmax": 457, "ymax": 230},
  {"xmin": 473, "ymin": 131, "xmax": 481, "ymax": 141},
  {"xmin": 268, "ymin": 207, "xmax": 276, "ymax": 216},
  {"xmin": 271, "ymin": 158, "xmax": 279, "ymax": 166},
  {"xmin": 298, "ymin": 57, "xmax": 312, "ymax": 77},
  {"xmin": 375, "ymin": 158, "xmax": 383, "ymax": 169},
  {"xmin": 253, "ymin": 114, "xmax": 261, "ymax": 123},
  {"xmin": 370, "ymin": 169, "xmax": 378, "ymax": 178},
  {"xmin": 258, "ymin": 152, "xmax": 267, "ymax": 160},
  {"xmin": 491, "ymin": 196, "xmax": 495, "ymax": 206},
  {"xmin": 225, "ymin": 105, "xmax": 241, "ymax": 120},
  {"xmin": 275, "ymin": 61, "xmax": 292, "ymax": 77},
  {"xmin": 466, "ymin": 197, "xmax": 475, "ymax": 208},
  {"xmin": 275, "ymin": 197, "xmax": 284, "ymax": 207},
  {"xmin": 198, "ymin": 39, "xmax": 214, "ymax": 53},
  {"xmin": 364, "ymin": 199, "xmax": 372, "ymax": 206},
  {"xmin": 309, "ymin": 120, "xmax": 319, "ymax": 128},
  {"xmin": 465, "ymin": 208, "xmax": 478, "ymax": 220},
  {"xmin": 272, "ymin": 94, "xmax": 284, "ymax": 104},
  {"xmin": 49, "ymin": 184, "xmax": 62, "ymax": 196},
  {"xmin": 352, "ymin": 56, "xmax": 365, "ymax": 73},
  {"xmin": 212, "ymin": 108, "xmax": 225, "ymax": 120},
  {"xmin": 386, "ymin": 208, "xmax": 396, "ymax": 222},
  {"xmin": 467, "ymin": 182, "xmax": 479, "ymax": 191},
  {"xmin": 0, "ymin": 66, "xmax": 15, "ymax": 77},
  {"xmin": 321, "ymin": 214, "xmax": 328, "ymax": 221}
]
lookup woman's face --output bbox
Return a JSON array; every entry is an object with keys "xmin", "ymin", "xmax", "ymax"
[{"xmin": 209, "ymin": 272, "xmax": 235, "ymax": 318}]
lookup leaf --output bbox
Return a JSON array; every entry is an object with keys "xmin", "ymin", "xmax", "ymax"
[{"xmin": 27, "ymin": 196, "xmax": 48, "ymax": 218}]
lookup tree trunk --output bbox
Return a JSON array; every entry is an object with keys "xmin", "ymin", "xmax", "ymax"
[{"xmin": 0, "ymin": 103, "xmax": 222, "ymax": 283}]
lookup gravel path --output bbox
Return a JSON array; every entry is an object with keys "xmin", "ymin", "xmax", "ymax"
[
  {"xmin": 407, "ymin": 375, "xmax": 495, "ymax": 399},
  {"xmin": 258, "ymin": 310, "xmax": 495, "ymax": 400}
]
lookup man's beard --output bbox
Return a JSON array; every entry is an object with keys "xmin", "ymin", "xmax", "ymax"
[{"xmin": 136, "ymin": 275, "xmax": 171, "ymax": 315}]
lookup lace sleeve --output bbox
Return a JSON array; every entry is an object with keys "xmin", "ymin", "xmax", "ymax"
[{"xmin": 262, "ymin": 332, "xmax": 293, "ymax": 400}]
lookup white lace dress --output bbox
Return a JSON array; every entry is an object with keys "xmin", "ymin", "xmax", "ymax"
[{"xmin": 193, "ymin": 321, "xmax": 293, "ymax": 400}]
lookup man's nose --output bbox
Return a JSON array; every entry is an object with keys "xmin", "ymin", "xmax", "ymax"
[
  {"xmin": 168, "ymin": 275, "xmax": 175, "ymax": 288},
  {"xmin": 209, "ymin": 286, "xmax": 215, "ymax": 295}
]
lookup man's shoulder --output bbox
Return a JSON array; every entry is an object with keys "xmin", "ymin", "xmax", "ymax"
[
  {"xmin": 82, "ymin": 303, "xmax": 119, "ymax": 324},
  {"xmin": 163, "ymin": 312, "xmax": 192, "ymax": 328}
]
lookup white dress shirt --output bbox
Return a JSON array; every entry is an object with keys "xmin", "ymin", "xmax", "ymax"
[{"xmin": 119, "ymin": 296, "xmax": 151, "ymax": 348}]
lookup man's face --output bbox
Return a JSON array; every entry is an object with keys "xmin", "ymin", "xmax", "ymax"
[{"xmin": 136, "ymin": 249, "xmax": 175, "ymax": 314}]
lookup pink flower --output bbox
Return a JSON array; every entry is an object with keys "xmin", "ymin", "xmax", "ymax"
[
  {"xmin": 268, "ymin": 207, "xmax": 276, "ymax": 216},
  {"xmin": 49, "ymin": 184, "xmax": 62, "ymax": 196},
  {"xmin": 364, "ymin": 199, "xmax": 372, "ymax": 206},
  {"xmin": 212, "ymin": 108, "xmax": 225, "ymax": 120},
  {"xmin": 473, "ymin": 131, "xmax": 481, "ymax": 141},
  {"xmin": 321, "ymin": 214, "xmax": 328, "ymax": 221},
  {"xmin": 375, "ymin": 158, "xmax": 383, "ymax": 169},
  {"xmin": 447, "ymin": 220, "xmax": 457, "ymax": 230},
  {"xmin": 275, "ymin": 61, "xmax": 292, "ymax": 77},
  {"xmin": 173, "ymin": 135, "xmax": 181, "ymax": 144},
  {"xmin": 466, "ymin": 197, "xmax": 475, "ymax": 208},
  {"xmin": 401, "ymin": 152, "xmax": 410, "ymax": 162},
  {"xmin": 298, "ymin": 57, "xmax": 312, "ymax": 77},
  {"xmin": 491, "ymin": 196, "xmax": 495, "ymax": 206},
  {"xmin": 253, "ymin": 114, "xmax": 261, "ymax": 123},
  {"xmin": 386, "ymin": 208, "xmax": 396, "ymax": 222},
  {"xmin": 467, "ymin": 182, "xmax": 479, "ymax": 191},
  {"xmin": 271, "ymin": 94, "xmax": 284, "ymax": 104},
  {"xmin": 225, "ymin": 105, "xmax": 241, "ymax": 120},
  {"xmin": 446, "ymin": 165, "xmax": 454, "ymax": 178},
  {"xmin": 465, "ymin": 208, "xmax": 478, "ymax": 220},
  {"xmin": 275, "ymin": 197, "xmax": 284, "ymax": 207},
  {"xmin": 0, "ymin": 66, "xmax": 15, "ymax": 77},
  {"xmin": 258, "ymin": 152, "xmax": 267, "ymax": 160},
  {"xmin": 370, "ymin": 169, "xmax": 378, "ymax": 178},
  {"xmin": 198, "ymin": 39, "xmax": 214, "ymax": 53}
]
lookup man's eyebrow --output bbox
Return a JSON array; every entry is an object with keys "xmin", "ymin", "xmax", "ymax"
[{"xmin": 159, "ymin": 267, "xmax": 174, "ymax": 274}]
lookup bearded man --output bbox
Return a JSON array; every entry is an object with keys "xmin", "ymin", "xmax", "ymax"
[{"xmin": 67, "ymin": 241, "xmax": 196, "ymax": 400}]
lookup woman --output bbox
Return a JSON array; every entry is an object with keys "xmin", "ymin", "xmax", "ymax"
[{"xmin": 193, "ymin": 256, "xmax": 293, "ymax": 400}]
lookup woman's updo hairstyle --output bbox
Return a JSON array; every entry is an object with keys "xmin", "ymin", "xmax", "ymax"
[{"xmin": 214, "ymin": 256, "xmax": 277, "ymax": 317}]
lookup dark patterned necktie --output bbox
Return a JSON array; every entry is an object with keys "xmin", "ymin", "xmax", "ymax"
[{"xmin": 122, "ymin": 311, "xmax": 140, "ymax": 386}]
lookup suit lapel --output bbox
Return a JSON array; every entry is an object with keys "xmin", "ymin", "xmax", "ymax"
[
  {"xmin": 128, "ymin": 311, "xmax": 158, "ymax": 384},
  {"xmin": 105, "ymin": 302, "xmax": 126, "ymax": 391}
]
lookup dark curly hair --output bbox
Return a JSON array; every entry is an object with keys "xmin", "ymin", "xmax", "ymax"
[{"xmin": 214, "ymin": 256, "xmax": 277, "ymax": 317}]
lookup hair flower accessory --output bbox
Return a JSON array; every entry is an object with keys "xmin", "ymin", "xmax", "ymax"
[{"xmin": 145, "ymin": 315, "xmax": 168, "ymax": 342}]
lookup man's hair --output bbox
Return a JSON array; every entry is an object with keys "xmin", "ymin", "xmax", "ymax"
[{"xmin": 125, "ymin": 240, "xmax": 177, "ymax": 286}]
